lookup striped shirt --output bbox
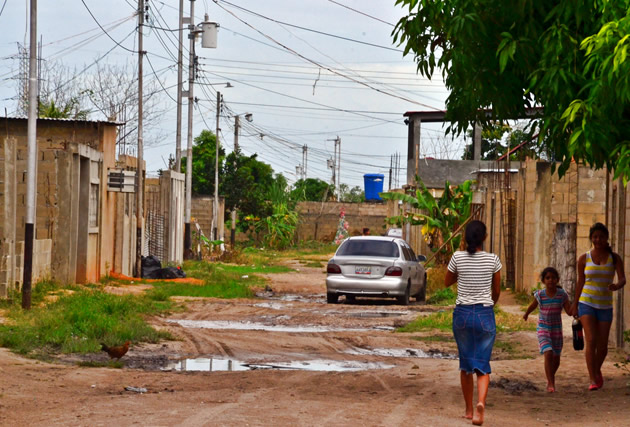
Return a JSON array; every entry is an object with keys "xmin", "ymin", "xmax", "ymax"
[
  {"xmin": 579, "ymin": 251, "xmax": 615, "ymax": 309},
  {"xmin": 447, "ymin": 251, "xmax": 502, "ymax": 306}
]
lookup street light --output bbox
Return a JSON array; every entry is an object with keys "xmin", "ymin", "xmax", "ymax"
[
  {"xmin": 183, "ymin": 8, "xmax": 218, "ymax": 260},
  {"xmin": 230, "ymin": 112, "xmax": 253, "ymax": 247}
]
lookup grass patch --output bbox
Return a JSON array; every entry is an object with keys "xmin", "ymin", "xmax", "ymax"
[
  {"xmin": 397, "ymin": 310, "xmax": 453, "ymax": 332},
  {"xmin": 147, "ymin": 280, "xmax": 254, "ymax": 299},
  {"xmin": 427, "ymin": 287, "xmax": 457, "ymax": 305},
  {"xmin": 396, "ymin": 306, "xmax": 536, "ymax": 333},
  {"xmin": 0, "ymin": 287, "xmax": 172, "ymax": 356}
]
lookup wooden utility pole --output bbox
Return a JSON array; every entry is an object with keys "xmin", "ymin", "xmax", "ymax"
[{"xmin": 134, "ymin": 0, "xmax": 145, "ymax": 277}]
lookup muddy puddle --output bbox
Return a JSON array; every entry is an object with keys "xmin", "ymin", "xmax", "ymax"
[
  {"xmin": 345, "ymin": 346, "xmax": 457, "ymax": 359},
  {"xmin": 167, "ymin": 319, "xmax": 394, "ymax": 332},
  {"xmin": 162, "ymin": 357, "xmax": 395, "ymax": 372},
  {"xmin": 346, "ymin": 311, "xmax": 408, "ymax": 318}
]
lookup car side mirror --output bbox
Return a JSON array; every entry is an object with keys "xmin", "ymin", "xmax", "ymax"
[{"xmin": 416, "ymin": 255, "xmax": 426, "ymax": 262}]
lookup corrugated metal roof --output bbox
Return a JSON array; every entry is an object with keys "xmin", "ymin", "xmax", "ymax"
[{"xmin": 0, "ymin": 116, "xmax": 123, "ymax": 125}]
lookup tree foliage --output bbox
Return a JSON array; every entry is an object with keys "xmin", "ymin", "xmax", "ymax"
[
  {"xmin": 39, "ymin": 98, "xmax": 88, "ymax": 119},
  {"xmin": 461, "ymin": 123, "xmax": 543, "ymax": 161},
  {"xmin": 339, "ymin": 183, "xmax": 365, "ymax": 203},
  {"xmin": 290, "ymin": 178, "xmax": 334, "ymax": 202},
  {"xmin": 182, "ymin": 130, "xmax": 225, "ymax": 196},
  {"xmin": 393, "ymin": 0, "xmax": 630, "ymax": 181}
]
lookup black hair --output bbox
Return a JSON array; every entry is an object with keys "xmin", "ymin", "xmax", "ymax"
[
  {"xmin": 465, "ymin": 220, "xmax": 486, "ymax": 254},
  {"xmin": 589, "ymin": 222, "xmax": 615, "ymax": 265},
  {"xmin": 540, "ymin": 267, "xmax": 559, "ymax": 282}
]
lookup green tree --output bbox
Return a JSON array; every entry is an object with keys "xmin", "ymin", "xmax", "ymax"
[
  {"xmin": 182, "ymin": 130, "xmax": 225, "ymax": 196},
  {"xmin": 339, "ymin": 184, "xmax": 365, "ymax": 203},
  {"xmin": 39, "ymin": 98, "xmax": 89, "ymax": 119},
  {"xmin": 461, "ymin": 123, "xmax": 543, "ymax": 161},
  {"xmin": 221, "ymin": 149, "xmax": 278, "ymax": 224},
  {"xmin": 290, "ymin": 178, "xmax": 334, "ymax": 201},
  {"xmin": 393, "ymin": 0, "xmax": 630, "ymax": 181}
]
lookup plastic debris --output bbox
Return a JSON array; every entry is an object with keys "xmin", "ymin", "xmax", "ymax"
[{"xmin": 125, "ymin": 386, "xmax": 148, "ymax": 394}]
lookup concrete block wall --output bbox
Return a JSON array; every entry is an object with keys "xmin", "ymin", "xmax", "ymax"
[
  {"xmin": 516, "ymin": 159, "xmax": 606, "ymax": 293},
  {"xmin": 191, "ymin": 196, "xmax": 225, "ymax": 240},
  {"xmin": 296, "ymin": 201, "xmax": 389, "ymax": 242}
]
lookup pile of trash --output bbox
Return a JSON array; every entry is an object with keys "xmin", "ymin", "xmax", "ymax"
[{"xmin": 141, "ymin": 256, "xmax": 186, "ymax": 279}]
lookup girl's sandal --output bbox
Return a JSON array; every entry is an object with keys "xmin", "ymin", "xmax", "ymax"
[
  {"xmin": 596, "ymin": 374, "xmax": 604, "ymax": 389},
  {"xmin": 546, "ymin": 386, "xmax": 555, "ymax": 393},
  {"xmin": 588, "ymin": 383, "xmax": 600, "ymax": 391}
]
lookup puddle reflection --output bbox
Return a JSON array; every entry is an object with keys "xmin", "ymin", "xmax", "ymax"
[
  {"xmin": 164, "ymin": 357, "xmax": 395, "ymax": 372},
  {"xmin": 167, "ymin": 319, "xmax": 394, "ymax": 332},
  {"xmin": 345, "ymin": 347, "xmax": 457, "ymax": 359}
]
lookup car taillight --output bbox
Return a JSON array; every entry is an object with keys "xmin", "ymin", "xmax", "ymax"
[
  {"xmin": 384, "ymin": 266, "xmax": 403, "ymax": 276},
  {"xmin": 327, "ymin": 263, "xmax": 342, "ymax": 274}
]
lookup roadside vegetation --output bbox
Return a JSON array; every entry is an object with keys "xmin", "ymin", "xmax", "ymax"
[
  {"xmin": 0, "ymin": 243, "xmax": 333, "ymax": 359},
  {"xmin": 396, "ymin": 305, "xmax": 536, "ymax": 334}
]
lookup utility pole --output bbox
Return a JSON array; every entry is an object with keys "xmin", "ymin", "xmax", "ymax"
[
  {"xmin": 183, "ymin": 0, "xmax": 196, "ymax": 259},
  {"xmin": 335, "ymin": 137, "xmax": 341, "ymax": 202},
  {"xmin": 214, "ymin": 91, "xmax": 221, "ymax": 241},
  {"xmin": 134, "ymin": 0, "xmax": 145, "ymax": 277},
  {"xmin": 175, "ymin": 0, "xmax": 184, "ymax": 172},
  {"xmin": 231, "ymin": 113, "xmax": 239, "ymax": 247},
  {"xmin": 22, "ymin": 0, "xmax": 38, "ymax": 309},
  {"xmin": 302, "ymin": 145, "xmax": 308, "ymax": 179},
  {"xmin": 388, "ymin": 155, "xmax": 393, "ymax": 190}
]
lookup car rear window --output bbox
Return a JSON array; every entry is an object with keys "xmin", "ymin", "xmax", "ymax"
[{"xmin": 337, "ymin": 240, "xmax": 400, "ymax": 258}]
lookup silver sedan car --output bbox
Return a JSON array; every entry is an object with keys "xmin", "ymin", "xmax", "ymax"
[{"xmin": 326, "ymin": 236, "xmax": 427, "ymax": 305}]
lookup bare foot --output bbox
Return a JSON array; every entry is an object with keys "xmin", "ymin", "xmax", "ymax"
[
  {"xmin": 472, "ymin": 402, "xmax": 485, "ymax": 426},
  {"xmin": 546, "ymin": 385, "xmax": 555, "ymax": 393},
  {"xmin": 462, "ymin": 413, "xmax": 473, "ymax": 420}
]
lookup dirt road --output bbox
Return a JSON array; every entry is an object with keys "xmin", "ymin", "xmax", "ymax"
[{"xmin": 1, "ymin": 260, "xmax": 630, "ymax": 426}]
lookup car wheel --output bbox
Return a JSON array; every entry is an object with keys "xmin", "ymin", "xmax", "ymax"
[
  {"xmin": 327, "ymin": 293, "xmax": 339, "ymax": 304},
  {"xmin": 397, "ymin": 284, "xmax": 410, "ymax": 306},
  {"xmin": 416, "ymin": 273, "xmax": 427, "ymax": 302}
]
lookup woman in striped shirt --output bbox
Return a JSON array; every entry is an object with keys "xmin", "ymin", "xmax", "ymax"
[
  {"xmin": 570, "ymin": 223, "xmax": 626, "ymax": 391},
  {"xmin": 445, "ymin": 220, "xmax": 502, "ymax": 426}
]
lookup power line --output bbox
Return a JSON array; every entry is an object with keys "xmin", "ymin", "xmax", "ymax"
[
  {"xmin": 327, "ymin": 0, "xmax": 395, "ymax": 27},
  {"xmin": 80, "ymin": 0, "xmax": 138, "ymax": 53},
  {"xmin": 213, "ymin": 1, "xmax": 440, "ymax": 110},
  {"xmin": 219, "ymin": 0, "xmax": 402, "ymax": 52}
]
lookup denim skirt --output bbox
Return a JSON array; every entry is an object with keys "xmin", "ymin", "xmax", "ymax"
[{"xmin": 452, "ymin": 304, "xmax": 496, "ymax": 375}]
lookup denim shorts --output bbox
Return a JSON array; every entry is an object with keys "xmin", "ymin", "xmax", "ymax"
[
  {"xmin": 452, "ymin": 304, "xmax": 496, "ymax": 375},
  {"xmin": 578, "ymin": 302, "xmax": 613, "ymax": 323}
]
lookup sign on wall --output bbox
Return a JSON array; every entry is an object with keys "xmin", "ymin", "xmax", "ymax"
[{"xmin": 107, "ymin": 169, "xmax": 135, "ymax": 193}]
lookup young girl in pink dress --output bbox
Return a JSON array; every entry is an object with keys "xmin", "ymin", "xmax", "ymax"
[{"xmin": 523, "ymin": 267, "xmax": 572, "ymax": 392}]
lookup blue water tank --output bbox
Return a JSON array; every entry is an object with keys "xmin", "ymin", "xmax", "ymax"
[{"xmin": 364, "ymin": 173, "xmax": 385, "ymax": 201}]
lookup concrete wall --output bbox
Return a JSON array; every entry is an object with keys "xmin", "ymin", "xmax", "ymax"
[
  {"xmin": 416, "ymin": 159, "xmax": 521, "ymax": 188},
  {"xmin": 296, "ymin": 201, "xmax": 389, "ymax": 242},
  {"xmin": 0, "ymin": 118, "xmax": 125, "ymax": 294},
  {"xmin": 511, "ymin": 160, "xmax": 606, "ymax": 293},
  {"xmin": 609, "ymin": 177, "xmax": 629, "ymax": 348},
  {"xmin": 191, "ymin": 196, "xmax": 225, "ymax": 241}
]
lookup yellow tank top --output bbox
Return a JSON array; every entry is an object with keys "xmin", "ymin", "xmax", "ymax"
[{"xmin": 579, "ymin": 251, "xmax": 615, "ymax": 309}]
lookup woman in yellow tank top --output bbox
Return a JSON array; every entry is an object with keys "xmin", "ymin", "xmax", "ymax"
[{"xmin": 571, "ymin": 223, "xmax": 626, "ymax": 391}]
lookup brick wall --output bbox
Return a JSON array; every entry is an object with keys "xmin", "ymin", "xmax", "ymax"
[{"xmin": 296, "ymin": 201, "xmax": 389, "ymax": 242}]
